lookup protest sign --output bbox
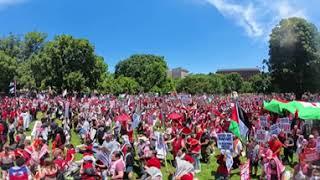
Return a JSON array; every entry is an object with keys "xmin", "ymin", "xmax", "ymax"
[
  {"xmin": 278, "ymin": 123, "xmax": 290, "ymax": 133},
  {"xmin": 240, "ymin": 161, "xmax": 250, "ymax": 180},
  {"xmin": 279, "ymin": 117, "xmax": 289, "ymax": 124},
  {"xmin": 317, "ymin": 137, "xmax": 320, "ymax": 153},
  {"xmin": 270, "ymin": 124, "xmax": 280, "ymax": 135},
  {"xmin": 217, "ymin": 133, "xmax": 233, "ymax": 150},
  {"xmin": 256, "ymin": 130, "xmax": 267, "ymax": 142},
  {"xmin": 260, "ymin": 116, "xmax": 269, "ymax": 128},
  {"xmin": 300, "ymin": 148, "xmax": 319, "ymax": 162}
]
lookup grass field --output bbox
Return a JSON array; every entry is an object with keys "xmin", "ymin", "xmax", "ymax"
[{"xmin": 25, "ymin": 113, "xmax": 296, "ymax": 179}]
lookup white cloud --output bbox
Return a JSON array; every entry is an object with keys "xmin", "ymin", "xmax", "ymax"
[
  {"xmin": 203, "ymin": 0, "xmax": 313, "ymax": 39},
  {"xmin": 0, "ymin": 0, "xmax": 26, "ymax": 9}
]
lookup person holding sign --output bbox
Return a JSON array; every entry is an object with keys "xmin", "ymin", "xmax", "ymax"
[{"xmin": 268, "ymin": 135, "xmax": 284, "ymax": 157}]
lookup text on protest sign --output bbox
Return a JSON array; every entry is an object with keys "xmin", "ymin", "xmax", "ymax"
[
  {"xmin": 279, "ymin": 117, "xmax": 290, "ymax": 124},
  {"xmin": 260, "ymin": 116, "xmax": 269, "ymax": 128},
  {"xmin": 256, "ymin": 130, "xmax": 267, "ymax": 142},
  {"xmin": 217, "ymin": 133, "xmax": 233, "ymax": 150},
  {"xmin": 270, "ymin": 124, "xmax": 280, "ymax": 135},
  {"xmin": 278, "ymin": 123, "xmax": 290, "ymax": 133}
]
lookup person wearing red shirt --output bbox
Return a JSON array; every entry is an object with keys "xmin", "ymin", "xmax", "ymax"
[
  {"xmin": 268, "ymin": 135, "xmax": 284, "ymax": 157},
  {"xmin": 215, "ymin": 154, "xmax": 229, "ymax": 179},
  {"xmin": 146, "ymin": 151, "xmax": 161, "ymax": 170}
]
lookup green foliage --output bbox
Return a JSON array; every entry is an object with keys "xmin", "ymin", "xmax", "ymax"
[
  {"xmin": 0, "ymin": 34, "xmax": 23, "ymax": 59},
  {"xmin": 268, "ymin": 17, "xmax": 320, "ymax": 99},
  {"xmin": 115, "ymin": 54, "xmax": 168, "ymax": 92},
  {"xmin": 240, "ymin": 81, "xmax": 253, "ymax": 93},
  {"xmin": 177, "ymin": 74, "xmax": 225, "ymax": 94},
  {"xmin": 250, "ymin": 73, "xmax": 272, "ymax": 93},
  {"xmin": 63, "ymin": 71, "xmax": 86, "ymax": 92},
  {"xmin": 113, "ymin": 76, "xmax": 139, "ymax": 94},
  {"xmin": 223, "ymin": 73, "xmax": 244, "ymax": 92},
  {"xmin": 22, "ymin": 32, "xmax": 47, "ymax": 60},
  {"xmin": 32, "ymin": 35, "xmax": 107, "ymax": 92},
  {"xmin": 0, "ymin": 52, "xmax": 17, "ymax": 92}
]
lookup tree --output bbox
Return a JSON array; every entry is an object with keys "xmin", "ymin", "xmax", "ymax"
[
  {"xmin": 33, "ymin": 35, "xmax": 107, "ymax": 91},
  {"xmin": 240, "ymin": 81, "xmax": 253, "ymax": 93},
  {"xmin": 224, "ymin": 73, "xmax": 243, "ymax": 92},
  {"xmin": 114, "ymin": 76, "xmax": 139, "ymax": 94},
  {"xmin": 158, "ymin": 77, "xmax": 176, "ymax": 94},
  {"xmin": 250, "ymin": 74, "xmax": 272, "ymax": 93},
  {"xmin": 115, "ymin": 54, "xmax": 168, "ymax": 92},
  {"xmin": 22, "ymin": 32, "xmax": 47, "ymax": 60},
  {"xmin": 208, "ymin": 74, "xmax": 224, "ymax": 94},
  {"xmin": 63, "ymin": 71, "xmax": 86, "ymax": 92},
  {"xmin": 268, "ymin": 17, "xmax": 320, "ymax": 99},
  {"xmin": 0, "ymin": 34, "xmax": 22, "ymax": 59},
  {"xmin": 0, "ymin": 52, "xmax": 17, "ymax": 92}
]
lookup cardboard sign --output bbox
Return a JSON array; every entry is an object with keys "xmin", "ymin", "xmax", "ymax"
[
  {"xmin": 260, "ymin": 116, "xmax": 269, "ymax": 127},
  {"xmin": 279, "ymin": 117, "xmax": 289, "ymax": 124},
  {"xmin": 217, "ymin": 133, "xmax": 233, "ymax": 150},
  {"xmin": 256, "ymin": 130, "xmax": 267, "ymax": 142},
  {"xmin": 278, "ymin": 123, "xmax": 291, "ymax": 133},
  {"xmin": 240, "ymin": 161, "xmax": 250, "ymax": 180},
  {"xmin": 300, "ymin": 148, "xmax": 319, "ymax": 162},
  {"xmin": 270, "ymin": 124, "xmax": 280, "ymax": 135}
]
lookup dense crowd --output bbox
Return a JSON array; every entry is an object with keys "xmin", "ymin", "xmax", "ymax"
[{"xmin": 0, "ymin": 93, "xmax": 319, "ymax": 180}]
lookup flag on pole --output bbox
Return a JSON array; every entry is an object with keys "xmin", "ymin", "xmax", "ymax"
[{"xmin": 229, "ymin": 102, "xmax": 251, "ymax": 141}]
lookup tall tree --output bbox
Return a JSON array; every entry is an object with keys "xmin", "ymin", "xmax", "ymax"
[
  {"xmin": 268, "ymin": 17, "xmax": 320, "ymax": 99},
  {"xmin": 0, "ymin": 52, "xmax": 17, "ymax": 92},
  {"xmin": 0, "ymin": 33, "xmax": 22, "ymax": 59},
  {"xmin": 33, "ymin": 35, "xmax": 107, "ymax": 91},
  {"xmin": 115, "ymin": 54, "xmax": 168, "ymax": 92},
  {"xmin": 22, "ymin": 32, "xmax": 47, "ymax": 60}
]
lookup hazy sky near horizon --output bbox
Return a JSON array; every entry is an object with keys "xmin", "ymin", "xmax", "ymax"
[{"xmin": 0, "ymin": 0, "xmax": 319, "ymax": 73}]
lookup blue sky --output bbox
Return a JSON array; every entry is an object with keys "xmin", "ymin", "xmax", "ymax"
[{"xmin": 0, "ymin": 0, "xmax": 319, "ymax": 73}]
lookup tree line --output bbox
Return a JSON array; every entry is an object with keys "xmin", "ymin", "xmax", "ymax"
[{"xmin": 0, "ymin": 17, "xmax": 319, "ymax": 97}]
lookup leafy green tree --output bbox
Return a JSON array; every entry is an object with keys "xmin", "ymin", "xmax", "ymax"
[
  {"xmin": 0, "ymin": 52, "xmax": 17, "ymax": 92},
  {"xmin": 34, "ymin": 35, "xmax": 107, "ymax": 91},
  {"xmin": 177, "ymin": 74, "xmax": 209, "ymax": 94},
  {"xmin": 224, "ymin": 73, "xmax": 243, "ymax": 92},
  {"xmin": 115, "ymin": 54, "xmax": 168, "ymax": 92},
  {"xmin": 268, "ymin": 17, "xmax": 320, "ymax": 99},
  {"xmin": 240, "ymin": 81, "xmax": 253, "ymax": 93},
  {"xmin": 0, "ymin": 34, "xmax": 22, "ymax": 59},
  {"xmin": 208, "ymin": 74, "xmax": 224, "ymax": 94},
  {"xmin": 114, "ymin": 76, "xmax": 139, "ymax": 94},
  {"xmin": 158, "ymin": 77, "xmax": 176, "ymax": 94},
  {"xmin": 63, "ymin": 71, "xmax": 86, "ymax": 92},
  {"xmin": 22, "ymin": 32, "xmax": 47, "ymax": 60},
  {"xmin": 250, "ymin": 74, "xmax": 272, "ymax": 93}
]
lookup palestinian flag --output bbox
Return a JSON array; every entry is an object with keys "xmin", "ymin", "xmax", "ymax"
[
  {"xmin": 228, "ymin": 102, "xmax": 251, "ymax": 141},
  {"xmin": 264, "ymin": 99, "xmax": 320, "ymax": 120}
]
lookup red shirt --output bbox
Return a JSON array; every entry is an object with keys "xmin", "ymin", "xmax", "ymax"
[
  {"xmin": 180, "ymin": 173, "xmax": 193, "ymax": 180},
  {"xmin": 146, "ymin": 157, "xmax": 161, "ymax": 169},
  {"xmin": 268, "ymin": 139, "xmax": 283, "ymax": 156},
  {"xmin": 66, "ymin": 148, "xmax": 76, "ymax": 163}
]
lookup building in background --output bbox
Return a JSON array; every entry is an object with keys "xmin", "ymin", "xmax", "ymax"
[
  {"xmin": 168, "ymin": 67, "xmax": 189, "ymax": 79},
  {"xmin": 216, "ymin": 68, "xmax": 260, "ymax": 80}
]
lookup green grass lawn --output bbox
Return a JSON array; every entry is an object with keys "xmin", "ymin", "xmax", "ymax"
[{"xmin": 26, "ymin": 112, "xmax": 296, "ymax": 179}]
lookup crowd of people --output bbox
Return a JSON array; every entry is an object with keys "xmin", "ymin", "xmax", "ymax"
[{"xmin": 0, "ymin": 92, "xmax": 319, "ymax": 180}]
